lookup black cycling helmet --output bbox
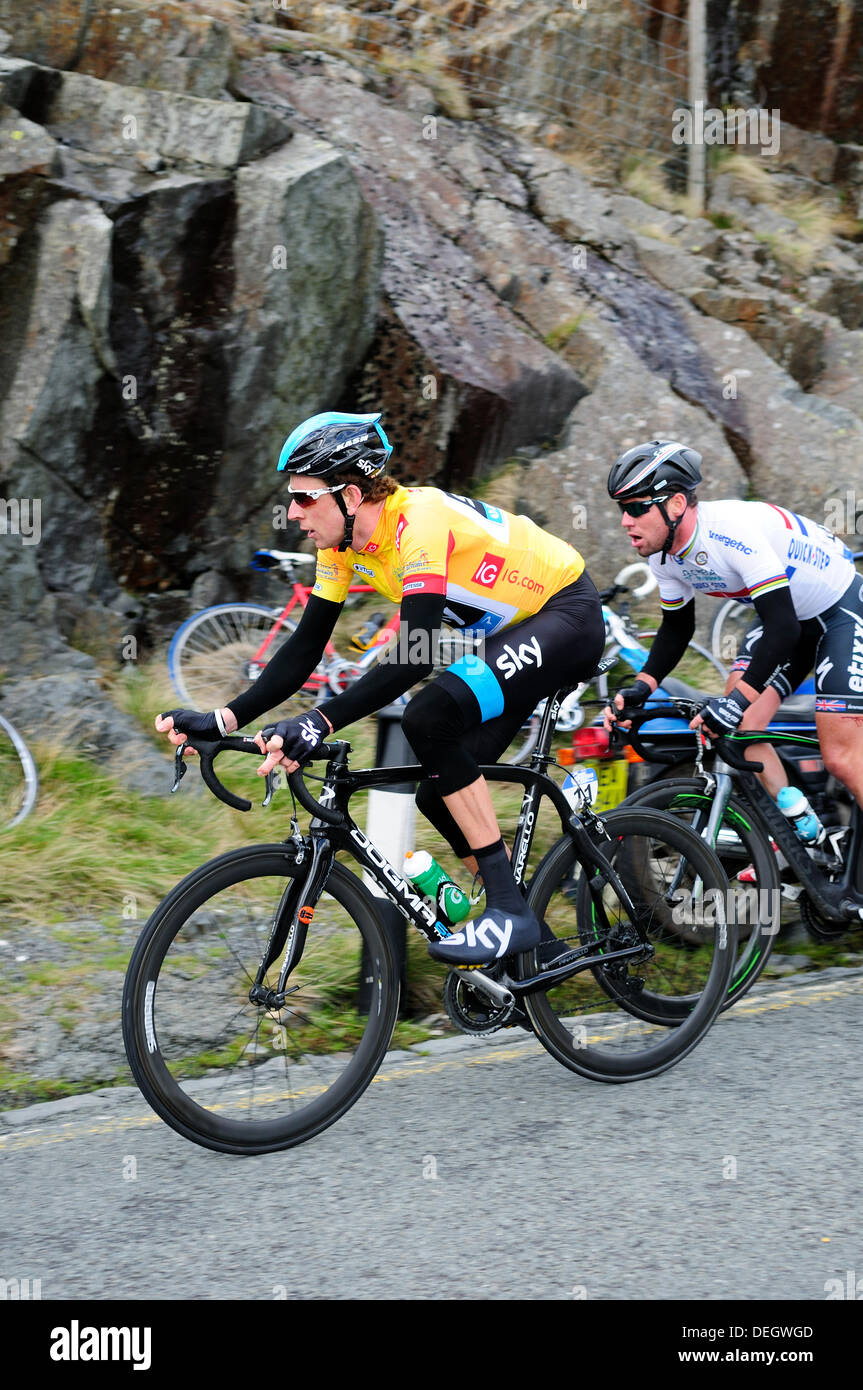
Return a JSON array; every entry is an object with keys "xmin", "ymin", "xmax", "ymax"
[
  {"xmin": 608, "ymin": 440, "xmax": 702, "ymax": 561},
  {"xmin": 608, "ymin": 440, "xmax": 702, "ymax": 500},
  {"xmin": 277, "ymin": 411, "xmax": 392, "ymax": 479},
  {"xmin": 277, "ymin": 411, "xmax": 393, "ymax": 551}
]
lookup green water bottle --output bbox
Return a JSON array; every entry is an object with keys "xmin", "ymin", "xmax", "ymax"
[{"xmin": 403, "ymin": 850, "xmax": 471, "ymax": 925}]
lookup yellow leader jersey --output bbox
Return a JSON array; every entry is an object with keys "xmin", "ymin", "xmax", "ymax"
[{"xmin": 312, "ymin": 486, "xmax": 585, "ymax": 636}]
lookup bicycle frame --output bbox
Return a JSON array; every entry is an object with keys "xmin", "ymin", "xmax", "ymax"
[
  {"xmin": 624, "ymin": 706, "xmax": 863, "ymax": 925},
  {"xmin": 251, "ymin": 580, "xmax": 395, "ymax": 666},
  {"xmin": 261, "ymin": 692, "xmax": 647, "ymax": 1008},
  {"xmin": 720, "ymin": 732, "xmax": 863, "ymax": 918}
]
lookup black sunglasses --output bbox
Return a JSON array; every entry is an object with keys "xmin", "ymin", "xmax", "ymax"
[{"xmin": 616, "ymin": 494, "xmax": 672, "ymax": 519}]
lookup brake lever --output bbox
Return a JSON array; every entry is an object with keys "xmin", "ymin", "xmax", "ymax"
[
  {"xmin": 262, "ymin": 769, "xmax": 280, "ymax": 808},
  {"xmin": 171, "ymin": 743, "xmax": 188, "ymax": 793}
]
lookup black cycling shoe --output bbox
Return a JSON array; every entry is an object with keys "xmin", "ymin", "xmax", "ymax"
[{"xmin": 427, "ymin": 908, "xmax": 541, "ymax": 965}]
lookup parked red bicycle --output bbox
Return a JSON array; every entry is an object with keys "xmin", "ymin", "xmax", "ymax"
[{"xmin": 166, "ymin": 549, "xmax": 400, "ymax": 715}]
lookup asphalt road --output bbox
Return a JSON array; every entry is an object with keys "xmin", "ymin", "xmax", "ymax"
[{"xmin": 2, "ymin": 968, "xmax": 862, "ymax": 1302}]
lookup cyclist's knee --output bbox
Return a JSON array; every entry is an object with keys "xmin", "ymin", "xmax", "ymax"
[
  {"xmin": 401, "ymin": 682, "xmax": 468, "ymax": 748},
  {"xmin": 821, "ymin": 740, "xmax": 860, "ymax": 790}
]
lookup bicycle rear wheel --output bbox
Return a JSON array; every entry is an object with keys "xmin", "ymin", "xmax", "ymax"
[
  {"xmin": 167, "ymin": 604, "xmax": 327, "ymax": 713},
  {"xmin": 522, "ymin": 808, "xmax": 736, "ymax": 1081},
  {"xmin": 621, "ymin": 779, "xmax": 781, "ymax": 1008},
  {"xmin": 0, "ymin": 712, "xmax": 38, "ymax": 831},
  {"xmin": 123, "ymin": 846, "xmax": 399, "ymax": 1155}
]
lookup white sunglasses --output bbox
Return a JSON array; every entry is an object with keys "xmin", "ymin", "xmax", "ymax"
[{"xmin": 287, "ymin": 483, "xmax": 347, "ymax": 505}]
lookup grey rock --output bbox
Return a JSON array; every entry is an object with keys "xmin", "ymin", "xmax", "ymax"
[
  {"xmin": 0, "ymin": 54, "xmax": 42, "ymax": 108},
  {"xmin": 632, "ymin": 237, "xmax": 719, "ymax": 295},
  {"xmin": 679, "ymin": 301, "xmax": 863, "ymax": 518},
  {"xmin": 0, "ymin": 0, "xmax": 90, "ymax": 69},
  {"xmin": 0, "ymin": 670, "xmax": 171, "ymax": 796},
  {"xmin": 73, "ymin": 1, "xmax": 234, "ymax": 100},
  {"xmin": 234, "ymin": 58, "xmax": 585, "ymax": 481},
  {"xmin": 0, "ymin": 102, "xmax": 58, "ymax": 266},
  {"xmin": 218, "ymin": 131, "xmax": 382, "ymax": 569},
  {"xmin": 509, "ymin": 335, "xmax": 745, "ymax": 587},
  {"xmin": 37, "ymin": 68, "xmax": 292, "ymax": 172},
  {"xmin": 0, "ymin": 198, "xmax": 109, "ymax": 493}
]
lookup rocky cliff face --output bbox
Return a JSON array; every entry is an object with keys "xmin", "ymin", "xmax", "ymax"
[{"xmin": 1, "ymin": 0, "xmax": 862, "ymax": 769}]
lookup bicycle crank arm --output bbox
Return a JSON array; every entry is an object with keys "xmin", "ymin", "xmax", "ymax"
[
  {"xmin": 452, "ymin": 968, "xmax": 515, "ymax": 1009},
  {"xmin": 505, "ymin": 941, "xmax": 652, "ymax": 998}
]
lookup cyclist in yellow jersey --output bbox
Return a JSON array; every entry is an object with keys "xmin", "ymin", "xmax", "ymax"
[{"xmin": 158, "ymin": 412, "xmax": 605, "ymax": 965}]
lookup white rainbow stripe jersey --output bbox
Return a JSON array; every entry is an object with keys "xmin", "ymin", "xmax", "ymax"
[{"xmin": 651, "ymin": 500, "xmax": 855, "ymax": 621}]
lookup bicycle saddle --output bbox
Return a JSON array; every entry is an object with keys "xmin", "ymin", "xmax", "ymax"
[{"xmin": 250, "ymin": 549, "xmax": 316, "ymax": 570}]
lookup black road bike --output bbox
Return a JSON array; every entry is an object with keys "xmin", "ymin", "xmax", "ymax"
[
  {"xmin": 619, "ymin": 700, "xmax": 863, "ymax": 1005},
  {"xmin": 123, "ymin": 692, "xmax": 737, "ymax": 1155}
]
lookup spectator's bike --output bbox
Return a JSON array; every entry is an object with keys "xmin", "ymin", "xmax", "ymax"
[
  {"xmin": 123, "ymin": 691, "xmax": 736, "ymax": 1155},
  {"xmin": 167, "ymin": 549, "xmax": 401, "ymax": 714},
  {"xmin": 0, "ymin": 712, "xmax": 38, "ymax": 832}
]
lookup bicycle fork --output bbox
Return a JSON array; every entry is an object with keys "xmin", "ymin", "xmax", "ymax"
[{"xmin": 249, "ymin": 835, "xmax": 335, "ymax": 1010}]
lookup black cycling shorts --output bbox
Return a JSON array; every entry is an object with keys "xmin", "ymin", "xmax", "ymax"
[
  {"xmin": 731, "ymin": 571, "xmax": 863, "ymax": 714},
  {"xmin": 402, "ymin": 571, "xmax": 605, "ymax": 802}
]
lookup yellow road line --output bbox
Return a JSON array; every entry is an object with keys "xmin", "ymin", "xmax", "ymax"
[{"xmin": 1, "ymin": 974, "xmax": 860, "ymax": 1152}]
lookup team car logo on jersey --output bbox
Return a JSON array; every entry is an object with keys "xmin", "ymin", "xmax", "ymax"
[{"xmin": 472, "ymin": 553, "xmax": 505, "ymax": 588}]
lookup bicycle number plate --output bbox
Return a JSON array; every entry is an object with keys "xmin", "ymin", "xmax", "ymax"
[{"xmin": 581, "ymin": 757, "xmax": 629, "ymax": 812}]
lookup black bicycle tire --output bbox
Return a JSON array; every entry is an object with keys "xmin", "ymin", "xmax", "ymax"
[
  {"xmin": 522, "ymin": 809, "xmax": 736, "ymax": 1081},
  {"xmin": 122, "ymin": 846, "xmax": 399, "ymax": 1155},
  {"xmin": 621, "ymin": 779, "xmax": 781, "ymax": 1009}
]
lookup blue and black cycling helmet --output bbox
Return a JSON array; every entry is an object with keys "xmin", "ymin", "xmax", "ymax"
[
  {"xmin": 277, "ymin": 411, "xmax": 393, "ymax": 480},
  {"xmin": 608, "ymin": 441, "xmax": 702, "ymax": 562},
  {"xmin": 277, "ymin": 411, "xmax": 393, "ymax": 551}
]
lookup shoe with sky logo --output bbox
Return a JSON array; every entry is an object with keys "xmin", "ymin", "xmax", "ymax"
[{"xmin": 427, "ymin": 907, "xmax": 541, "ymax": 965}]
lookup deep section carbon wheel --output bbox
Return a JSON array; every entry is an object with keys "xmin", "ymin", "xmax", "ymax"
[
  {"xmin": 620, "ymin": 779, "xmax": 781, "ymax": 1008},
  {"xmin": 123, "ymin": 846, "xmax": 399, "ymax": 1155},
  {"xmin": 521, "ymin": 808, "xmax": 736, "ymax": 1081}
]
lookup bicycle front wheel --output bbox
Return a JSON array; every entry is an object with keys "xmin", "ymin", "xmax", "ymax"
[
  {"xmin": 122, "ymin": 847, "xmax": 399, "ymax": 1155},
  {"xmin": 167, "ymin": 603, "xmax": 327, "ymax": 713},
  {"xmin": 522, "ymin": 808, "xmax": 736, "ymax": 1081}
]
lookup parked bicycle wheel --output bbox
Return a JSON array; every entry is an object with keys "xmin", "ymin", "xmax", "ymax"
[
  {"xmin": 122, "ymin": 846, "xmax": 399, "ymax": 1156},
  {"xmin": 522, "ymin": 808, "xmax": 736, "ymax": 1081},
  {"xmin": 0, "ymin": 712, "xmax": 39, "ymax": 831},
  {"xmin": 506, "ymin": 712, "xmax": 542, "ymax": 766},
  {"xmin": 621, "ymin": 780, "xmax": 781, "ymax": 1007},
  {"xmin": 710, "ymin": 599, "xmax": 753, "ymax": 668},
  {"xmin": 167, "ymin": 603, "xmax": 322, "ymax": 713}
]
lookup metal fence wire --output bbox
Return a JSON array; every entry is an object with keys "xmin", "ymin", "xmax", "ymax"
[{"xmin": 276, "ymin": 0, "xmax": 692, "ymax": 182}]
